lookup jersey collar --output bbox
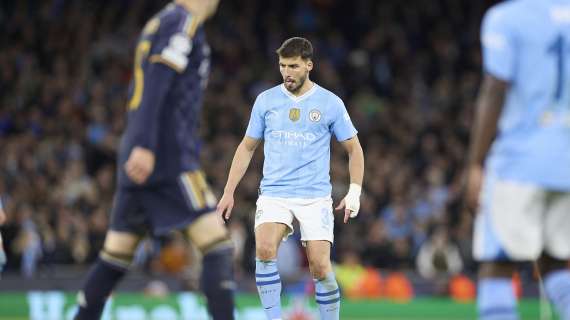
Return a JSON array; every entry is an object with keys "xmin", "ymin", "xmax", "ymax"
[{"xmin": 280, "ymin": 82, "xmax": 317, "ymax": 103}]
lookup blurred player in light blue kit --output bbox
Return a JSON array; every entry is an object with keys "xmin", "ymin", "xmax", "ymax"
[
  {"xmin": 217, "ymin": 37, "xmax": 364, "ymax": 320},
  {"xmin": 466, "ymin": 0, "xmax": 570, "ymax": 319}
]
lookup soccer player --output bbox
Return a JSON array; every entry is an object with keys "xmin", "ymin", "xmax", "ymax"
[
  {"xmin": 466, "ymin": 1, "xmax": 570, "ymax": 319},
  {"xmin": 74, "ymin": 1, "xmax": 236, "ymax": 320},
  {"xmin": 217, "ymin": 37, "xmax": 364, "ymax": 320}
]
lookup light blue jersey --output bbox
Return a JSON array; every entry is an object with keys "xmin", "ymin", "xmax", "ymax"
[
  {"xmin": 246, "ymin": 83, "xmax": 357, "ymax": 198},
  {"xmin": 482, "ymin": 0, "xmax": 570, "ymax": 191}
]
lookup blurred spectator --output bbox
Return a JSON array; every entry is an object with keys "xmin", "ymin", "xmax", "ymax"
[
  {"xmin": 336, "ymin": 249, "xmax": 383, "ymax": 299},
  {"xmin": 416, "ymin": 225, "xmax": 463, "ymax": 294},
  {"xmin": 361, "ymin": 219, "xmax": 396, "ymax": 269},
  {"xmin": 335, "ymin": 249, "xmax": 366, "ymax": 298},
  {"xmin": 381, "ymin": 196, "xmax": 413, "ymax": 241},
  {"xmin": 12, "ymin": 207, "xmax": 42, "ymax": 277}
]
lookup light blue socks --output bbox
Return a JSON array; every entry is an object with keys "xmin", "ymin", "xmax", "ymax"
[
  {"xmin": 314, "ymin": 272, "xmax": 340, "ymax": 320},
  {"xmin": 477, "ymin": 278, "xmax": 519, "ymax": 320},
  {"xmin": 545, "ymin": 269, "xmax": 570, "ymax": 320},
  {"xmin": 256, "ymin": 259, "xmax": 282, "ymax": 320}
]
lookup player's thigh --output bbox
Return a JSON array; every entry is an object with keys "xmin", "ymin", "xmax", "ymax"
[
  {"xmin": 103, "ymin": 230, "xmax": 142, "ymax": 255},
  {"xmin": 544, "ymin": 191, "xmax": 570, "ymax": 259},
  {"xmin": 254, "ymin": 196, "xmax": 295, "ymax": 242},
  {"xmin": 473, "ymin": 176, "xmax": 545, "ymax": 261},
  {"xmin": 186, "ymin": 211, "xmax": 229, "ymax": 250},
  {"xmin": 294, "ymin": 197, "xmax": 334, "ymax": 243},
  {"xmin": 254, "ymin": 222, "xmax": 290, "ymax": 258}
]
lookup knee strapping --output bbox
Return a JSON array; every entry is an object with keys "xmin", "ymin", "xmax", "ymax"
[
  {"xmin": 199, "ymin": 235, "xmax": 234, "ymax": 255},
  {"xmin": 100, "ymin": 249, "xmax": 133, "ymax": 270}
]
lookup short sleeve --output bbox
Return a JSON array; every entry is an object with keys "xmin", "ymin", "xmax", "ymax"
[
  {"xmin": 330, "ymin": 96, "xmax": 357, "ymax": 141},
  {"xmin": 481, "ymin": 7, "xmax": 516, "ymax": 81},
  {"xmin": 148, "ymin": 13, "xmax": 198, "ymax": 73},
  {"xmin": 245, "ymin": 93, "xmax": 266, "ymax": 139}
]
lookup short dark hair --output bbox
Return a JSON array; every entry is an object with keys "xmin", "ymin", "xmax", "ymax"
[{"xmin": 276, "ymin": 37, "xmax": 313, "ymax": 60}]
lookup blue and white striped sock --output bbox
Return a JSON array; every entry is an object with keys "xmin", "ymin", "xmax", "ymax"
[
  {"xmin": 477, "ymin": 278, "xmax": 519, "ymax": 320},
  {"xmin": 314, "ymin": 272, "xmax": 340, "ymax": 320},
  {"xmin": 545, "ymin": 269, "xmax": 570, "ymax": 320},
  {"xmin": 255, "ymin": 259, "xmax": 282, "ymax": 320}
]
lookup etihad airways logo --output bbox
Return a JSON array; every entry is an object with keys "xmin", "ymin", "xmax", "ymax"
[
  {"xmin": 270, "ymin": 130, "xmax": 317, "ymax": 147},
  {"xmin": 270, "ymin": 130, "xmax": 317, "ymax": 141}
]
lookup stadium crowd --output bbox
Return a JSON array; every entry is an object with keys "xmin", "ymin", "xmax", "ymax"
[{"xmin": 0, "ymin": 0, "xmax": 491, "ymax": 291}]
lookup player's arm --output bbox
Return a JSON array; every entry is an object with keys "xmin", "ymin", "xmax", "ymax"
[
  {"xmin": 217, "ymin": 92, "xmax": 266, "ymax": 221},
  {"xmin": 330, "ymin": 95, "xmax": 362, "ymax": 223},
  {"xmin": 465, "ymin": 6, "xmax": 513, "ymax": 209},
  {"xmin": 467, "ymin": 74, "xmax": 508, "ymax": 166},
  {"xmin": 125, "ymin": 18, "xmax": 197, "ymax": 184},
  {"xmin": 336, "ymin": 135, "xmax": 365, "ymax": 223},
  {"xmin": 465, "ymin": 74, "xmax": 508, "ymax": 209},
  {"xmin": 125, "ymin": 61, "xmax": 179, "ymax": 184},
  {"xmin": 217, "ymin": 136, "xmax": 261, "ymax": 220}
]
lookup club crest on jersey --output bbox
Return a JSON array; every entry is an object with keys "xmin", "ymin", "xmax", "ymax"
[
  {"xmin": 309, "ymin": 109, "xmax": 321, "ymax": 122},
  {"xmin": 289, "ymin": 108, "xmax": 301, "ymax": 122}
]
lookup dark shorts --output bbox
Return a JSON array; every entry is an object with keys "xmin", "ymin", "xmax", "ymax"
[{"xmin": 110, "ymin": 170, "xmax": 217, "ymax": 236}]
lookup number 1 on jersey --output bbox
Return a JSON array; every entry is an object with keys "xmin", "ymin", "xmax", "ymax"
[{"xmin": 548, "ymin": 34, "xmax": 567, "ymax": 104}]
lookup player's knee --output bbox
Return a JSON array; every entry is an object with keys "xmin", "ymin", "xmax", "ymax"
[
  {"xmin": 309, "ymin": 260, "xmax": 331, "ymax": 280},
  {"xmin": 255, "ymin": 241, "xmax": 278, "ymax": 260}
]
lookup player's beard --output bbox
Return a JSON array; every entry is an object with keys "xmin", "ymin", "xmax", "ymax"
[{"xmin": 284, "ymin": 72, "xmax": 307, "ymax": 94}]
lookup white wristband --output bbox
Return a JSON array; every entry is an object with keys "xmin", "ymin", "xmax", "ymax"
[
  {"xmin": 347, "ymin": 183, "xmax": 362, "ymax": 198},
  {"xmin": 345, "ymin": 183, "xmax": 362, "ymax": 218}
]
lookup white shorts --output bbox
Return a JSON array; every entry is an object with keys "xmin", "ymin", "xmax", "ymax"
[
  {"xmin": 254, "ymin": 196, "xmax": 335, "ymax": 243},
  {"xmin": 473, "ymin": 175, "xmax": 570, "ymax": 261}
]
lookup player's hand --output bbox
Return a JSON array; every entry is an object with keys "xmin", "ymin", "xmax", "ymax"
[
  {"xmin": 216, "ymin": 192, "xmax": 234, "ymax": 223},
  {"xmin": 125, "ymin": 147, "xmax": 156, "ymax": 185},
  {"xmin": 336, "ymin": 184, "xmax": 361, "ymax": 224},
  {"xmin": 465, "ymin": 164, "xmax": 483, "ymax": 213}
]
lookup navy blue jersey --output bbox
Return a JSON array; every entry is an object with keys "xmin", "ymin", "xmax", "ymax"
[{"xmin": 118, "ymin": 3, "xmax": 211, "ymax": 187}]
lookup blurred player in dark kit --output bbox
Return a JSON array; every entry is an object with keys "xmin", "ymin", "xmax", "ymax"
[{"xmin": 74, "ymin": 1, "xmax": 235, "ymax": 319}]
